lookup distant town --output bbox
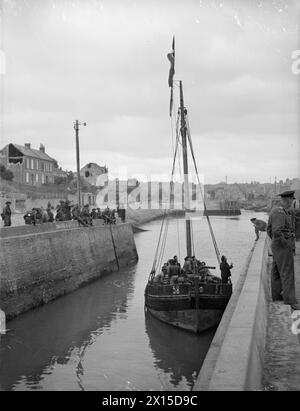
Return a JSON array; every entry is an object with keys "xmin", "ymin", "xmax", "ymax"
[{"xmin": 0, "ymin": 141, "xmax": 299, "ymax": 214}]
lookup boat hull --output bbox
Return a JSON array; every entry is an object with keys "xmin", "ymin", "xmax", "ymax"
[
  {"xmin": 145, "ymin": 282, "xmax": 231, "ymax": 334},
  {"xmin": 147, "ymin": 307, "xmax": 223, "ymax": 334}
]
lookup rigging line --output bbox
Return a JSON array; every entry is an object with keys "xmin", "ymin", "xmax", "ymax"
[
  {"xmin": 185, "ymin": 115, "xmax": 221, "ymax": 264},
  {"xmin": 149, "ymin": 207, "xmax": 168, "ymax": 280},
  {"xmin": 187, "ymin": 128, "xmax": 221, "ymax": 263},
  {"xmin": 153, "ymin": 137, "xmax": 179, "ymax": 276},
  {"xmin": 157, "ymin": 215, "xmax": 169, "ymax": 272}
]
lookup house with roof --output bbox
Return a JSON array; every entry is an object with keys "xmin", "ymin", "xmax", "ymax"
[{"xmin": 0, "ymin": 143, "xmax": 56, "ymax": 186}]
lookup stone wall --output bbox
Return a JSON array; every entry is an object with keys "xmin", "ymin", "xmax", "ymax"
[
  {"xmin": 0, "ymin": 223, "xmax": 138, "ymax": 320},
  {"xmin": 194, "ymin": 234, "xmax": 270, "ymax": 391}
]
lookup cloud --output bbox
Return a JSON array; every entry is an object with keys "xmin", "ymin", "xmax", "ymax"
[{"xmin": 1, "ymin": 0, "xmax": 299, "ymax": 183}]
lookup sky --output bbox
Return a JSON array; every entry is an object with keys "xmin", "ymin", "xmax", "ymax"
[{"xmin": 0, "ymin": 0, "xmax": 299, "ymax": 184}]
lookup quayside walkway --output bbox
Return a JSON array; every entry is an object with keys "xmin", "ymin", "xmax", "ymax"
[
  {"xmin": 263, "ymin": 242, "xmax": 300, "ymax": 391},
  {"xmin": 194, "ymin": 236, "xmax": 300, "ymax": 391}
]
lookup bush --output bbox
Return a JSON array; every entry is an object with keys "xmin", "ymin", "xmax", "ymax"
[
  {"xmin": 54, "ymin": 176, "xmax": 67, "ymax": 185},
  {"xmin": 0, "ymin": 164, "xmax": 14, "ymax": 181}
]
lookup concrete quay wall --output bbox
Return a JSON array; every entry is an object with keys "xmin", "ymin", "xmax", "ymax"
[
  {"xmin": 0, "ymin": 223, "xmax": 138, "ymax": 320},
  {"xmin": 194, "ymin": 233, "xmax": 271, "ymax": 391}
]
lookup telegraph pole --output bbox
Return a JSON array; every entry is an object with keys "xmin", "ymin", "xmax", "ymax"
[{"xmin": 74, "ymin": 120, "xmax": 86, "ymax": 208}]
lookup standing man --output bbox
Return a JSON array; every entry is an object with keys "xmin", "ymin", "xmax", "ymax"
[
  {"xmin": 1, "ymin": 201, "xmax": 12, "ymax": 227},
  {"xmin": 267, "ymin": 191, "xmax": 299, "ymax": 310},
  {"xmin": 250, "ymin": 218, "xmax": 267, "ymax": 241},
  {"xmin": 220, "ymin": 255, "xmax": 233, "ymax": 284}
]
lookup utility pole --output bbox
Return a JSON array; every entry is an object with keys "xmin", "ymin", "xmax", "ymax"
[{"xmin": 74, "ymin": 120, "xmax": 87, "ymax": 208}]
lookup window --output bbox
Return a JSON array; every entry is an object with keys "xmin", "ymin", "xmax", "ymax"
[
  {"xmin": 41, "ymin": 173, "xmax": 45, "ymax": 184},
  {"xmin": 31, "ymin": 159, "xmax": 34, "ymax": 169},
  {"xmin": 26, "ymin": 158, "xmax": 30, "ymax": 169},
  {"xmin": 36, "ymin": 159, "xmax": 39, "ymax": 170},
  {"xmin": 25, "ymin": 172, "xmax": 29, "ymax": 183},
  {"xmin": 35, "ymin": 174, "xmax": 39, "ymax": 183},
  {"xmin": 49, "ymin": 163, "xmax": 53, "ymax": 172}
]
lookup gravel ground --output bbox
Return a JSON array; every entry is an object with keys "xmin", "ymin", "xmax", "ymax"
[{"xmin": 263, "ymin": 242, "xmax": 300, "ymax": 391}]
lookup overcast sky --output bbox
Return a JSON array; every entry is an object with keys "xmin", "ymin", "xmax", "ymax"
[{"xmin": 0, "ymin": 0, "xmax": 299, "ymax": 183}]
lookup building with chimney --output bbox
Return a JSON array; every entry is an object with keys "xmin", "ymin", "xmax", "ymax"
[{"xmin": 0, "ymin": 143, "xmax": 56, "ymax": 186}]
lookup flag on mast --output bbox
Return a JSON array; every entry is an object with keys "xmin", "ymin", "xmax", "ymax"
[
  {"xmin": 167, "ymin": 36, "xmax": 175, "ymax": 87},
  {"xmin": 167, "ymin": 36, "xmax": 175, "ymax": 116}
]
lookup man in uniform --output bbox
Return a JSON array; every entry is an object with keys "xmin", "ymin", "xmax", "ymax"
[
  {"xmin": 267, "ymin": 190, "xmax": 299, "ymax": 310},
  {"xmin": 250, "ymin": 218, "xmax": 267, "ymax": 241},
  {"xmin": 1, "ymin": 201, "xmax": 12, "ymax": 227},
  {"xmin": 81, "ymin": 204, "xmax": 93, "ymax": 226},
  {"xmin": 220, "ymin": 255, "xmax": 233, "ymax": 284}
]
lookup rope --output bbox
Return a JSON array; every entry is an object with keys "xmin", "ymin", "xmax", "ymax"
[
  {"xmin": 185, "ymin": 114, "xmax": 221, "ymax": 265},
  {"xmin": 149, "ymin": 108, "xmax": 181, "ymax": 280},
  {"xmin": 149, "ymin": 208, "xmax": 168, "ymax": 281}
]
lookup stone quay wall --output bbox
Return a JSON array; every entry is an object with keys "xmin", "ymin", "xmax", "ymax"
[
  {"xmin": 194, "ymin": 233, "xmax": 270, "ymax": 391},
  {"xmin": 0, "ymin": 222, "xmax": 138, "ymax": 320}
]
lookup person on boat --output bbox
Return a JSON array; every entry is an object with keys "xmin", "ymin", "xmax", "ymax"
[
  {"xmin": 250, "ymin": 218, "xmax": 267, "ymax": 241},
  {"xmin": 162, "ymin": 263, "xmax": 168, "ymax": 276},
  {"xmin": 173, "ymin": 255, "xmax": 181, "ymax": 268},
  {"xmin": 220, "ymin": 255, "xmax": 233, "ymax": 284},
  {"xmin": 182, "ymin": 256, "xmax": 193, "ymax": 274},
  {"xmin": 153, "ymin": 272, "xmax": 164, "ymax": 284},
  {"xmin": 167, "ymin": 259, "xmax": 181, "ymax": 284},
  {"xmin": 267, "ymin": 190, "xmax": 299, "ymax": 310}
]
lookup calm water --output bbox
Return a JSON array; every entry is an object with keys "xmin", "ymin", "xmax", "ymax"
[{"xmin": 0, "ymin": 211, "xmax": 267, "ymax": 391}]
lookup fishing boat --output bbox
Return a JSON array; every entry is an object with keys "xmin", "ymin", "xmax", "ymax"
[{"xmin": 144, "ymin": 38, "xmax": 232, "ymax": 334}]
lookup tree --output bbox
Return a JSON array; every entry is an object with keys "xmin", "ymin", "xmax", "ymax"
[
  {"xmin": 54, "ymin": 176, "xmax": 67, "ymax": 185},
  {"xmin": 0, "ymin": 164, "xmax": 14, "ymax": 181}
]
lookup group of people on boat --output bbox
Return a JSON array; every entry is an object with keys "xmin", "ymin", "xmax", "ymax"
[
  {"xmin": 152, "ymin": 253, "xmax": 234, "ymax": 286},
  {"xmin": 152, "ymin": 255, "xmax": 231, "ymax": 286}
]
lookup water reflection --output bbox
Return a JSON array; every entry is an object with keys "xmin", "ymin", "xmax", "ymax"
[
  {"xmin": 0, "ymin": 268, "xmax": 136, "ymax": 391},
  {"xmin": 0, "ymin": 212, "xmax": 264, "ymax": 390},
  {"xmin": 144, "ymin": 311, "xmax": 215, "ymax": 389}
]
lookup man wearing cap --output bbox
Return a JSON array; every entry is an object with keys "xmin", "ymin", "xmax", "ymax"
[
  {"xmin": 1, "ymin": 201, "xmax": 12, "ymax": 227},
  {"xmin": 267, "ymin": 191, "xmax": 299, "ymax": 310},
  {"xmin": 250, "ymin": 218, "xmax": 267, "ymax": 241},
  {"xmin": 81, "ymin": 204, "xmax": 93, "ymax": 226}
]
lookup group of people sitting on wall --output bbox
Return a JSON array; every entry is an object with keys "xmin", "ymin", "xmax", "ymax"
[
  {"xmin": 23, "ymin": 201, "xmax": 125, "ymax": 227},
  {"xmin": 24, "ymin": 203, "xmax": 54, "ymax": 225},
  {"xmin": 152, "ymin": 254, "xmax": 233, "ymax": 286}
]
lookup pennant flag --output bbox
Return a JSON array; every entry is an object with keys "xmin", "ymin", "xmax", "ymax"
[
  {"xmin": 167, "ymin": 36, "xmax": 175, "ymax": 116},
  {"xmin": 167, "ymin": 36, "xmax": 175, "ymax": 87}
]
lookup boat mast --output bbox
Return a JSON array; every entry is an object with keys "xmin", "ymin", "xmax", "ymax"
[{"xmin": 179, "ymin": 80, "xmax": 192, "ymax": 257}]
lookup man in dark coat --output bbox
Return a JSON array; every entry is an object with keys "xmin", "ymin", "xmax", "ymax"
[
  {"xmin": 220, "ymin": 255, "xmax": 233, "ymax": 284},
  {"xmin": 1, "ymin": 201, "xmax": 12, "ymax": 227},
  {"xmin": 267, "ymin": 190, "xmax": 299, "ymax": 310},
  {"xmin": 250, "ymin": 218, "xmax": 267, "ymax": 241}
]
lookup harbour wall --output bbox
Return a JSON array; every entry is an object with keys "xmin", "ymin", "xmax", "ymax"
[
  {"xmin": 0, "ymin": 222, "xmax": 138, "ymax": 320},
  {"xmin": 194, "ymin": 233, "xmax": 271, "ymax": 391}
]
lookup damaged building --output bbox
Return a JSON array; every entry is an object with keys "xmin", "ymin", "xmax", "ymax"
[{"xmin": 0, "ymin": 143, "xmax": 56, "ymax": 186}]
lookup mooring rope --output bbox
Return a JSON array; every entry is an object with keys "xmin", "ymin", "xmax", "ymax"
[{"xmin": 186, "ymin": 114, "xmax": 221, "ymax": 264}]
